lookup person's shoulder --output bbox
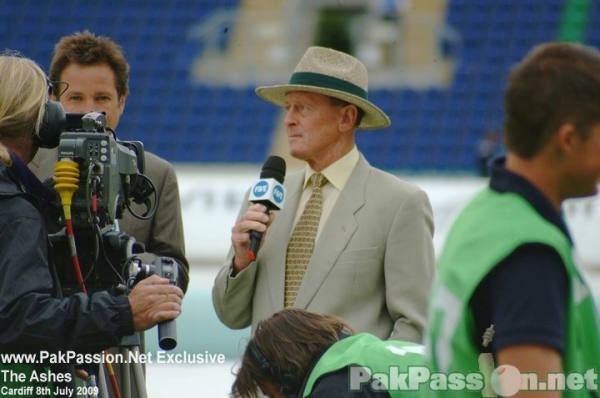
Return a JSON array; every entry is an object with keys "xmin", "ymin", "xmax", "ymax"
[
  {"xmin": 367, "ymin": 166, "xmax": 425, "ymax": 195},
  {"xmin": 138, "ymin": 151, "xmax": 178, "ymax": 186},
  {"xmin": 0, "ymin": 191, "xmax": 40, "ymax": 223},
  {"xmin": 143, "ymin": 151, "xmax": 175, "ymax": 170}
]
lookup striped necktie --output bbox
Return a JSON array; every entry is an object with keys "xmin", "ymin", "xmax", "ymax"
[{"xmin": 284, "ymin": 173, "xmax": 327, "ymax": 308}]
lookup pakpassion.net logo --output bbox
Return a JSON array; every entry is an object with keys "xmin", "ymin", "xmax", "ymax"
[{"xmin": 349, "ymin": 364, "xmax": 599, "ymax": 396}]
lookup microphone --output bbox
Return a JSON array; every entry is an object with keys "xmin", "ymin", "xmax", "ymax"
[{"xmin": 247, "ymin": 156, "xmax": 286, "ymax": 261}]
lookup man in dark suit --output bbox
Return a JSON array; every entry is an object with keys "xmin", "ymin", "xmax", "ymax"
[{"xmin": 213, "ymin": 46, "xmax": 435, "ymax": 343}]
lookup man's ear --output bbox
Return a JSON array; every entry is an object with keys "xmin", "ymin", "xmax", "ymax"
[
  {"xmin": 118, "ymin": 95, "xmax": 127, "ymax": 116},
  {"xmin": 555, "ymin": 122, "xmax": 579, "ymax": 155},
  {"xmin": 339, "ymin": 104, "xmax": 358, "ymax": 132}
]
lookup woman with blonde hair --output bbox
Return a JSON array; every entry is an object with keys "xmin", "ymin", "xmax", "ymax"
[
  {"xmin": 0, "ymin": 52, "xmax": 50, "ymax": 164},
  {"xmin": 0, "ymin": 51, "xmax": 183, "ymax": 398}
]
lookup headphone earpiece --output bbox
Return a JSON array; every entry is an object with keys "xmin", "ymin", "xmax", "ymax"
[
  {"xmin": 247, "ymin": 339, "xmax": 300, "ymax": 398},
  {"xmin": 36, "ymin": 99, "xmax": 66, "ymax": 149}
]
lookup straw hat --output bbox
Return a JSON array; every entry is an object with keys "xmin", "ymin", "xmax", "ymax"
[{"xmin": 255, "ymin": 46, "xmax": 390, "ymax": 130}]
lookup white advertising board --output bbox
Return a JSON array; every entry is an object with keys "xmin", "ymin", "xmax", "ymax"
[{"xmin": 175, "ymin": 165, "xmax": 600, "ymax": 290}]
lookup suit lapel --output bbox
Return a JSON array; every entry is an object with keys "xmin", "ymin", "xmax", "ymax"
[{"xmin": 294, "ymin": 155, "xmax": 370, "ymax": 309}]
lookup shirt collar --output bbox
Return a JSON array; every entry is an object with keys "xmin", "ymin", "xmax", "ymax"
[
  {"xmin": 303, "ymin": 146, "xmax": 359, "ymax": 191},
  {"xmin": 489, "ymin": 156, "xmax": 572, "ymax": 243}
]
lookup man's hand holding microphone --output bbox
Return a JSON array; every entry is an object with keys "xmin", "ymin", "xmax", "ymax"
[{"xmin": 231, "ymin": 156, "xmax": 286, "ymax": 275}]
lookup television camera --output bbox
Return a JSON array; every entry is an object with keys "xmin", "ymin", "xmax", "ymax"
[
  {"xmin": 45, "ymin": 111, "xmax": 177, "ymax": 348},
  {"xmin": 46, "ymin": 112, "xmax": 155, "ymax": 292},
  {"xmin": 56, "ymin": 111, "xmax": 154, "ymax": 230}
]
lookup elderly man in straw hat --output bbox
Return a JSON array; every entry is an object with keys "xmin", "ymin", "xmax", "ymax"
[{"xmin": 213, "ymin": 46, "xmax": 435, "ymax": 343}]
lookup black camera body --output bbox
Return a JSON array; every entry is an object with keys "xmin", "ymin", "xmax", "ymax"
[
  {"xmin": 155, "ymin": 257, "xmax": 178, "ymax": 286},
  {"xmin": 57, "ymin": 112, "xmax": 145, "ymax": 229},
  {"xmin": 47, "ymin": 112, "xmax": 152, "ymax": 294}
]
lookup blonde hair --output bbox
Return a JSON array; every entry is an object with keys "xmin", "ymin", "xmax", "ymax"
[{"xmin": 0, "ymin": 51, "xmax": 48, "ymax": 163}]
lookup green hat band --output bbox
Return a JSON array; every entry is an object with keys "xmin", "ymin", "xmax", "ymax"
[{"xmin": 288, "ymin": 72, "xmax": 368, "ymax": 100}]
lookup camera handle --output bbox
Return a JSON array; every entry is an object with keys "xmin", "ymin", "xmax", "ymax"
[
  {"xmin": 128, "ymin": 257, "xmax": 179, "ymax": 351},
  {"xmin": 156, "ymin": 257, "xmax": 178, "ymax": 350}
]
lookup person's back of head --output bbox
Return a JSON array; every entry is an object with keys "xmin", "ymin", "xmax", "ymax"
[
  {"xmin": 49, "ymin": 30, "xmax": 130, "ymax": 100},
  {"xmin": 0, "ymin": 52, "xmax": 48, "ymax": 163},
  {"xmin": 232, "ymin": 308, "xmax": 354, "ymax": 398},
  {"xmin": 504, "ymin": 41, "xmax": 600, "ymax": 159}
]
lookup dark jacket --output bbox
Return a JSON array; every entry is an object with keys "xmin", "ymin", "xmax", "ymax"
[{"xmin": 0, "ymin": 152, "xmax": 134, "ymax": 396}]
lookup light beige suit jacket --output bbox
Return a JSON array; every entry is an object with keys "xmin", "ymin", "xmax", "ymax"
[{"xmin": 212, "ymin": 154, "xmax": 435, "ymax": 342}]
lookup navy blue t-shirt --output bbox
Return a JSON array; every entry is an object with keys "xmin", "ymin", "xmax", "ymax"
[{"xmin": 470, "ymin": 157, "xmax": 569, "ymax": 355}]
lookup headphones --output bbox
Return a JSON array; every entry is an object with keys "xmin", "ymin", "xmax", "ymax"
[
  {"xmin": 35, "ymin": 80, "xmax": 67, "ymax": 149},
  {"xmin": 247, "ymin": 338, "xmax": 300, "ymax": 398},
  {"xmin": 36, "ymin": 99, "xmax": 66, "ymax": 148}
]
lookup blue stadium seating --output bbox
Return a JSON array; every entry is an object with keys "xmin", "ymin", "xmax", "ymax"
[{"xmin": 1, "ymin": 0, "xmax": 572, "ymax": 173}]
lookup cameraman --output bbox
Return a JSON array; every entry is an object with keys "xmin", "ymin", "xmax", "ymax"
[{"xmin": 0, "ymin": 52, "xmax": 183, "ymax": 396}]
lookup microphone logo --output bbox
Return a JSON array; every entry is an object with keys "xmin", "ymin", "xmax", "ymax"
[
  {"xmin": 252, "ymin": 181, "xmax": 269, "ymax": 197},
  {"xmin": 273, "ymin": 185, "xmax": 284, "ymax": 205},
  {"xmin": 249, "ymin": 179, "xmax": 286, "ymax": 210}
]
